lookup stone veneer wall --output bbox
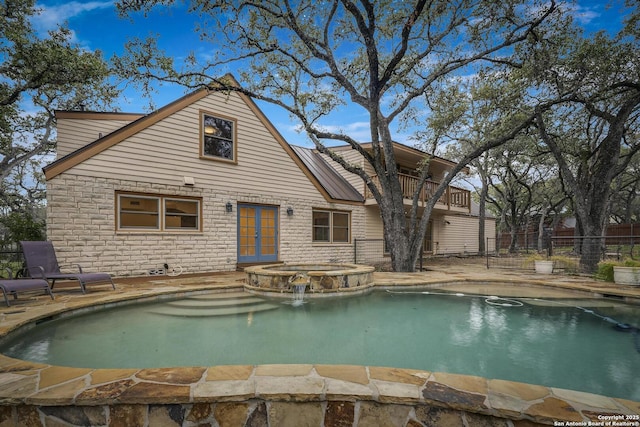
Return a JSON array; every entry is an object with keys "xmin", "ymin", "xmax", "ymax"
[
  {"xmin": 46, "ymin": 174, "xmax": 364, "ymax": 276},
  {"xmin": 2, "ymin": 361, "xmax": 636, "ymax": 427},
  {"xmin": 0, "ymin": 401, "xmax": 544, "ymax": 427}
]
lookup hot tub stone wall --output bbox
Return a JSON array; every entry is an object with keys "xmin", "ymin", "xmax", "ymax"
[{"xmin": 245, "ymin": 264, "xmax": 375, "ymax": 293}]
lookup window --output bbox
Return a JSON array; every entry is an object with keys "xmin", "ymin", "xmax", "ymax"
[
  {"xmin": 312, "ymin": 210, "xmax": 351, "ymax": 243},
  {"xmin": 165, "ymin": 198, "xmax": 199, "ymax": 230},
  {"xmin": 117, "ymin": 193, "xmax": 201, "ymax": 232},
  {"xmin": 119, "ymin": 195, "xmax": 159, "ymax": 229},
  {"xmin": 201, "ymin": 111, "xmax": 236, "ymax": 162},
  {"xmin": 332, "ymin": 212, "xmax": 350, "ymax": 242}
]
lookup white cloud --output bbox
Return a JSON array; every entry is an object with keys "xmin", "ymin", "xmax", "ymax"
[
  {"xmin": 557, "ymin": 1, "xmax": 600, "ymax": 25},
  {"xmin": 571, "ymin": 8, "xmax": 600, "ymax": 25},
  {"xmin": 32, "ymin": 1, "xmax": 113, "ymax": 35},
  {"xmin": 278, "ymin": 120, "xmax": 372, "ymax": 146}
]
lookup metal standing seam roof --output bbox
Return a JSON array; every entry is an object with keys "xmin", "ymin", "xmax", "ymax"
[{"xmin": 290, "ymin": 145, "xmax": 364, "ymax": 203}]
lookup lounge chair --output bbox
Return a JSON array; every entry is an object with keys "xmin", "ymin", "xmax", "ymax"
[
  {"xmin": 0, "ymin": 269, "xmax": 54, "ymax": 306},
  {"xmin": 20, "ymin": 241, "xmax": 115, "ymax": 294}
]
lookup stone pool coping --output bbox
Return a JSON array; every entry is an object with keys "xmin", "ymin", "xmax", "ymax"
[{"xmin": 0, "ymin": 266, "xmax": 639, "ymax": 426}]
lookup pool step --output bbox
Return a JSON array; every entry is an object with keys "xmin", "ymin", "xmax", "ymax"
[
  {"xmin": 187, "ymin": 291, "xmax": 250, "ymax": 300},
  {"xmin": 165, "ymin": 296, "xmax": 268, "ymax": 309},
  {"xmin": 147, "ymin": 292, "xmax": 280, "ymax": 317},
  {"xmin": 147, "ymin": 303, "xmax": 280, "ymax": 317}
]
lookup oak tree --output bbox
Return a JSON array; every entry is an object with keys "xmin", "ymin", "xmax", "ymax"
[
  {"xmin": 116, "ymin": 0, "xmax": 562, "ymax": 271},
  {"xmin": 0, "ymin": 0, "xmax": 119, "ymax": 240},
  {"xmin": 533, "ymin": 27, "xmax": 640, "ymax": 272}
]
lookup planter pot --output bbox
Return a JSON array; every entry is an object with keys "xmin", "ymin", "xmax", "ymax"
[
  {"xmin": 613, "ymin": 266, "xmax": 640, "ymax": 286},
  {"xmin": 534, "ymin": 260, "xmax": 554, "ymax": 274}
]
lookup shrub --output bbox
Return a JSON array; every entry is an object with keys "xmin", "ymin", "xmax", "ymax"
[
  {"xmin": 595, "ymin": 259, "xmax": 640, "ymax": 282},
  {"xmin": 621, "ymin": 259, "xmax": 640, "ymax": 268},
  {"xmin": 550, "ymin": 256, "xmax": 579, "ymax": 274},
  {"xmin": 596, "ymin": 262, "xmax": 616, "ymax": 282}
]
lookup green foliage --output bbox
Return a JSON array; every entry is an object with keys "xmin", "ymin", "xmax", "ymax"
[
  {"xmin": 532, "ymin": 10, "xmax": 640, "ymax": 274},
  {"xmin": 0, "ymin": 211, "xmax": 45, "ymax": 246},
  {"xmin": 596, "ymin": 262, "xmax": 616, "ymax": 282},
  {"xmin": 621, "ymin": 259, "xmax": 640, "ymax": 268},
  {"xmin": 0, "ymin": 0, "xmax": 120, "ymax": 243},
  {"xmin": 549, "ymin": 256, "xmax": 578, "ymax": 274},
  {"xmin": 596, "ymin": 259, "xmax": 640, "ymax": 282},
  {"xmin": 114, "ymin": 0, "xmax": 567, "ymax": 272},
  {"xmin": 524, "ymin": 253, "xmax": 547, "ymax": 265},
  {"xmin": 1, "ymin": 0, "xmax": 120, "ymax": 182}
]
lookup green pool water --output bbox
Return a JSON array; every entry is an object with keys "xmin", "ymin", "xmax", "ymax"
[{"xmin": 1, "ymin": 290, "xmax": 639, "ymax": 400}]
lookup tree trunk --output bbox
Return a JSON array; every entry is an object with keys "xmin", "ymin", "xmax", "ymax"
[
  {"xmin": 537, "ymin": 210, "xmax": 547, "ymax": 251},
  {"xmin": 508, "ymin": 226, "xmax": 518, "ymax": 253},
  {"xmin": 478, "ymin": 179, "xmax": 489, "ymax": 255},
  {"xmin": 572, "ymin": 195, "xmax": 609, "ymax": 272}
]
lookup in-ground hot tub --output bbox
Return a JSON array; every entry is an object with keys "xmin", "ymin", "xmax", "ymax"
[{"xmin": 244, "ymin": 263, "xmax": 375, "ymax": 297}]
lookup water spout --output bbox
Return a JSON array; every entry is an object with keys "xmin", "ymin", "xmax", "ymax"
[
  {"xmin": 292, "ymin": 284, "xmax": 306, "ymax": 306},
  {"xmin": 288, "ymin": 273, "xmax": 309, "ymax": 307}
]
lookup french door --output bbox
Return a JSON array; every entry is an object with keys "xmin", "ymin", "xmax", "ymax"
[{"xmin": 237, "ymin": 204, "xmax": 279, "ymax": 263}]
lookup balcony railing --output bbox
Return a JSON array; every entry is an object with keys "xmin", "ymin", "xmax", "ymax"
[{"xmin": 365, "ymin": 173, "xmax": 471, "ymax": 211}]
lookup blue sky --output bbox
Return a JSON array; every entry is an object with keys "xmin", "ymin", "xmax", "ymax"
[{"xmin": 31, "ymin": 0, "xmax": 630, "ymax": 148}]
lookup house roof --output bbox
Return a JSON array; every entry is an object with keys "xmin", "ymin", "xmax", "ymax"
[
  {"xmin": 46, "ymin": 77, "xmax": 465, "ymax": 206},
  {"xmin": 45, "ymin": 87, "xmax": 213, "ymax": 180},
  {"xmin": 54, "ymin": 111, "xmax": 146, "ymax": 121},
  {"xmin": 290, "ymin": 146, "xmax": 364, "ymax": 203},
  {"xmin": 331, "ymin": 142, "xmax": 470, "ymax": 174},
  {"xmin": 44, "ymin": 77, "xmax": 366, "ymax": 205}
]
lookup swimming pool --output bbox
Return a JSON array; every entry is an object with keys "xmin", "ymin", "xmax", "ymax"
[{"xmin": 1, "ymin": 289, "xmax": 638, "ymax": 400}]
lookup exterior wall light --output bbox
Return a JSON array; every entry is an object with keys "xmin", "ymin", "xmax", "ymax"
[
  {"xmin": 226, "ymin": 202, "xmax": 233, "ymax": 213},
  {"xmin": 287, "ymin": 207, "xmax": 294, "ymax": 216}
]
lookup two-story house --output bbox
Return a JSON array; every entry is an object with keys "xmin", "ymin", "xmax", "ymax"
[{"xmin": 44, "ymin": 85, "xmax": 494, "ymax": 276}]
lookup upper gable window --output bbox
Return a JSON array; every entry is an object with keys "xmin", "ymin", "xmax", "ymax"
[{"xmin": 201, "ymin": 111, "xmax": 236, "ymax": 163}]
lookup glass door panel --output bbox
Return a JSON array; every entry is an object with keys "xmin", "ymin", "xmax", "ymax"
[
  {"xmin": 260, "ymin": 209, "xmax": 277, "ymax": 257},
  {"xmin": 239, "ymin": 207, "xmax": 257, "ymax": 257}
]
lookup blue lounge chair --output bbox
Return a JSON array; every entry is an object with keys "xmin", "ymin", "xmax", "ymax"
[
  {"xmin": 0, "ymin": 269, "xmax": 54, "ymax": 306},
  {"xmin": 21, "ymin": 241, "xmax": 115, "ymax": 294}
]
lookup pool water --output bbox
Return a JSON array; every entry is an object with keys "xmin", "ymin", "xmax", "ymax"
[{"xmin": 1, "ymin": 290, "xmax": 639, "ymax": 400}]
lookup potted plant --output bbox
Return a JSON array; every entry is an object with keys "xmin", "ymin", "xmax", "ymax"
[
  {"xmin": 534, "ymin": 259, "xmax": 554, "ymax": 274},
  {"xmin": 613, "ymin": 259, "xmax": 640, "ymax": 286},
  {"xmin": 526, "ymin": 254, "xmax": 554, "ymax": 274},
  {"xmin": 549, "ymin": 255, "xmax": 578, "ymax": 275},
  {"xmin": 596, "ymin": 259, "xmax": 640, "ymax": 285}
]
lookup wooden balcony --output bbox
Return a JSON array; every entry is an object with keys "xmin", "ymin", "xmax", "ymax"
[{"xmin": 365, "ymin": 173, "xmax": 471, "ymax": 212}]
